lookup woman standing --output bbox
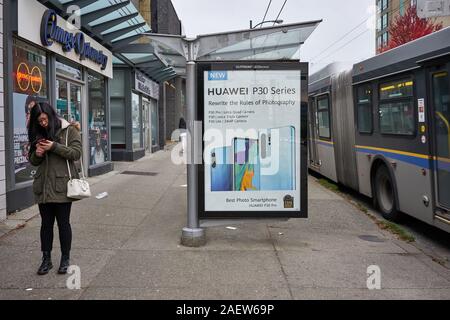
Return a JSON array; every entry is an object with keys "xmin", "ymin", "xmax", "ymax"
[{"xmin": 28, "ymin": 102, "xmax": 82, "ymax": 275}]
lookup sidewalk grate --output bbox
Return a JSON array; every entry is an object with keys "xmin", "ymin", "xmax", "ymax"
[{"xmin": 121, "ymin": 171, "xmax": 159, "ymax": 177}]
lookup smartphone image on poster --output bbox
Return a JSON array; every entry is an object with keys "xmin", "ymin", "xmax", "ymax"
[
  {"xmin": 210, "ymin": 146, "xmax": 233, "ymax": 192},
  {"xmin": 233, "ymin": 138, "xmax": 260, "ymax": 191},
  {"xmin": 259, "ymin": 126, "xmax": 296, "ymax": 190}
]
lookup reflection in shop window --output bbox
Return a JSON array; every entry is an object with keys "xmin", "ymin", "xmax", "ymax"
[
  {"xmin": 111, "ymin": 69, "xmax": 126, "ymax": 148},
  {"xmin": 88, "ymin": 73, "xmax": 108, "ymax": 165},
  {"xmin": 56, "ymin": 59, "xmax": 82, "ymax": 81},
  {"xmin": 132, "ymin": 93, "xmax": 142, "ymax": 149},
  {"xmin": 12, "ymin": 38, "xmax": 48, "ymax": 184},
  {"xmin": 151, "ymin": 101, "xmax": 158, "ymax": 146},
  {"xmin": 56, "ymin": 79, "xmax": 68, "ymax": 120}
]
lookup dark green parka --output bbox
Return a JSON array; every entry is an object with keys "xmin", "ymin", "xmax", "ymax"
[{"xmin": 29, "ymin": 119, "xmax": 82, "ymax": 204}]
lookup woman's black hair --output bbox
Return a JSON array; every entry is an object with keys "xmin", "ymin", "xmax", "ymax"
[{"xmin": 28, "ymin": 102, "xmax": 62, "ymax": 156}]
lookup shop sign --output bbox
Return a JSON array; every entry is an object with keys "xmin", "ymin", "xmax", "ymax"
[
  {"xmin": 18, "ymin": 0, "xmax": 113, "ymax": 78},
  {"xmin": 40, "ymin": 10, "xmax": 108, "ymax": 70},
  {"xmin": 135, "ymin": 71, "xmax": 160, "ymax": 100},
  {"xmin": 16, "ymin": 63, "xmax": 43, "ymax": 94}
]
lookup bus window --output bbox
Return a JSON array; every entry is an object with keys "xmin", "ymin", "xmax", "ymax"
[
  {"xmin": 357, "ymin": 85, "xmax": 372, "ymax": 133},
  {"xmin": 317, "ymin": 96, "xmax": 331, "ymax": 139},
  {"xmin": 379, "ymin": 79, "xmax": 414, "ymax": 135}
]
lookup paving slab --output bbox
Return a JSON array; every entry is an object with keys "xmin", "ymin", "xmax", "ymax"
[
  {"xmin": 70, "ymin": 203, "xmax": 149, "ymax": 227},
  {"xmin": 0, "ymin": 246, "xmax": 114, "ymax": 292},
  {"xmin": 0, "ymin": 222, "xmax": 136, "ymax": 251},
  {"xmin": 0, "ymin": 288, "xmax": 85, "ymax": 300},
  {"xmin": 307, "ymin": 178, "xmax": 342, "ymax": 200},
  {"xmin": 87, "ymin": 250, "xmax": 286, "ymax": 292},
  {"xmin": 279, "ymin": 250, "xmax": 450, "ymax": 290},
  {"xmin": 291, "ymin": 287, "xmax": 450, "ymax": 300},
  {"xmin": 267, "ymin": 227, "xmax": 405, "ymax": 254},
  {"xmin": 80, "ymin": 285, "xmax": 291, "ymax": 300}
]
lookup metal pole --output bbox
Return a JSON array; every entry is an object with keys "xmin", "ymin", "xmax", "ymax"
[
  {"xmin": 186, "ymin": 60, "xmax": 198, "ymax": 228},
  {"xmin": 181, "ymin": 42, "xmax": 205, "ymax": 247}
]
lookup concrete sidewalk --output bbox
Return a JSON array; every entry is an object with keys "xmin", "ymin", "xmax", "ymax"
[{"xmin": 0, "ymin": 147, "xmax": 450, "ymax": 300}]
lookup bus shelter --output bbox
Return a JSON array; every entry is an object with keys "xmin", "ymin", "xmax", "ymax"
[{"xmin": 143, "ymin": 20, "xmax": 321, "ymax": 246}]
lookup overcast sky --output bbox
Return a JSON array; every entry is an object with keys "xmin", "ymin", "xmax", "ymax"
[{"xmin": 171, "ymin": 0, "xmax": 376, "ymax": 73}]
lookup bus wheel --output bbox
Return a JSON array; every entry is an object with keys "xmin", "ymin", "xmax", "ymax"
[{"xmin": 375, "ymin": 165, "xmax": 402, "ymax": 222}]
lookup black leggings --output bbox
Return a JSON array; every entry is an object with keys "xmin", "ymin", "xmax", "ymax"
[{"xmin": 39, "ymin": 203, "xmax": 72, "ymax": 255}]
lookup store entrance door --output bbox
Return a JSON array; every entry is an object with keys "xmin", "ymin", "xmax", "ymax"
[
  {"xmin": 143, "ymin": 98, "xmax": 152, "ymax": 152},
  {"xmin": 56, "ymin": 79, "xmax": 82, "ymax": 124}
]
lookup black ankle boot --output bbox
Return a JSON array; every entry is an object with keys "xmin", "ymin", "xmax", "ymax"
[
  {"xmin": 58, "ymin": 254, "xmax": 70, "ymax": 274},
  {"xmin": 37, "ymin": 251, "xmax": 53, "ymax": 275}
]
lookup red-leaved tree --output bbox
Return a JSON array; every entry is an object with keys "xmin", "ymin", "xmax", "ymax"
[{"xmin": 380, "ymin": 5, "xmax": 443, "ymax": 52}]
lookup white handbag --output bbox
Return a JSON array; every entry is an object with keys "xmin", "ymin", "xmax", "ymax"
[{"xmin": 65, "ymin": 129, "xmax": 91, "ymax": 199}]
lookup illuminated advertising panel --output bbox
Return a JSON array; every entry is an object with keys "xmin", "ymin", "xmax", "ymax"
[{"xmin": 198, "ymin": 61, "xmax": 308, "ymax": 218}]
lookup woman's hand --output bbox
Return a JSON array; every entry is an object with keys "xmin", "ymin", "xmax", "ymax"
[
  {"xmin": 39, "ymin": 140, "xmax": 55, "ymax": 152},
  {"xmin": 35, "ymin": 145, "xmax": 46, "ymax": 158}
]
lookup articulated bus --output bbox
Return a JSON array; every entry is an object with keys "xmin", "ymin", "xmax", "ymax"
[{"xmin": 308, "ymin": 27, "xmax": 450, "ymax": 233}]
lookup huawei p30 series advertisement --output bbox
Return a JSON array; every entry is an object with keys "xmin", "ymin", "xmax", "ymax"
[{"xmin": 202, "ymin": 64, "xmax": 304, "ymax": 215}]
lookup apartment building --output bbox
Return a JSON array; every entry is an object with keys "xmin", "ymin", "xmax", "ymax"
[{"xmin": 376, "ymin": 0, "xmax": 450, "ymax": 53}]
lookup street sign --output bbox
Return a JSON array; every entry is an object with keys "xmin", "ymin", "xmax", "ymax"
[{"xmin": 198, "ymin": 61, "xmax": 308, "ymax": 219}]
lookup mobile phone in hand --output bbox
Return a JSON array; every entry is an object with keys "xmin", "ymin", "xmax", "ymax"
[{"xmin": 34, "ymin": 138, "xmax": 45, "ymax": 145}]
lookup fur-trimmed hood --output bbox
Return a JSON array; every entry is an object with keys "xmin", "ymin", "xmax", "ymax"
[
  {"xmin": 60, "ymin": 118, "xmax": 81, "ymax": 131},
  {"xmin": 60, "ymin": 118, "xmax": 71, "ymax": 130}
]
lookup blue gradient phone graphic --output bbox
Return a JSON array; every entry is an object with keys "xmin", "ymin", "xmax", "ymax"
[
  {"xmin": 210, "ymin": 146, "xmax": 233, "ymax": 191},
  {"xmin": 233, "ymin": 138, "xmax": 260, "ymax": 191},
  {"xmin": 259, "ymin": 126, "xmax": 296, "ymax": 190}
]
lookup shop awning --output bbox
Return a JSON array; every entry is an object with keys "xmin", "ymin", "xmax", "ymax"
[
  {"xmin": 113, "ymin": 37, "xmax": 181, "ymax": 81},
  {"xmin": 38, "ymin": 0, "xmax": 179, "ymax": 82}
]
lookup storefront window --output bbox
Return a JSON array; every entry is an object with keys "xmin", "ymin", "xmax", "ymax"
[
  {"xmin": 88, "ymin": 72, "xmax": 109, "ymax": 165},
  {"xmin": 132, "ymin": 93, "xmax": 142, "ymax": 149},
  {"xmin": 12, "ymin": 39, "xmax": 48, "ymax": 184},
  {"xmin": 111, "ymin": 69, "xmax": 126, "ymax": 148},
  {"xmin": 56, "ymin": 79, "xmax": 82, "ymax": 123},
  {"xmin": 56, "ymin": 79, "xmax": 68, "ymax": 120},
  {"xmin": 56, "ymin": 59, "xmax": 82, "ymax": 81},
  {"xmin": 151, "ymin": 100, "xmax": 158, "ymax": 146},
  {"xmin": 56, "ymin": 59, "xmax": 83, "ymax": 123}
]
